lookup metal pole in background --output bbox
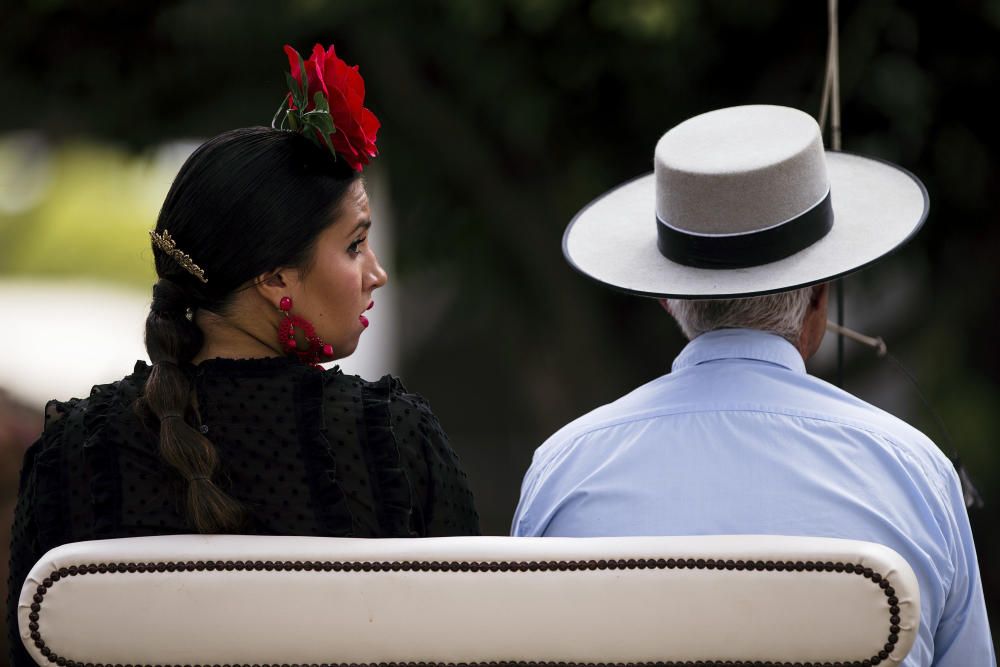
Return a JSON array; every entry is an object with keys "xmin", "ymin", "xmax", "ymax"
[{"xmin": 819, "ymin": 0, "xmax": 845, "ymax": 387}]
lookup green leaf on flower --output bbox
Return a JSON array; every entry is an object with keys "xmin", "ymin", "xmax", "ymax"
[
  {"xmin": 305, "ymin": 95, "xmax": 334, "ymax": 130},
  {"xmin": 305, "ymin": 113, "xmax": 333, "ymax": 135},
  {"xmin": 303, "ymin": 92, "xmax": 338, "ymax": 156},
  {"xmin": 319, "ymin": 127, "xmax": 337, "ymax": 155},
  {"xmin": 285, "ymin": 73, "xmax": 304, "ymax": 111},
  {"xmin": 271, "ymin": 96, "xmax": 290, "ymax": 130},
  {"xmin": 302, "ymin": 119, "xmax": 335, "ymax": 156},
  {"xmin": 312, "ymin": 91, "xmax": 330, "ymax": 113}
]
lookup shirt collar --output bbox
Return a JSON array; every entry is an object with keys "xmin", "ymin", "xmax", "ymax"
[{"xmin": 672, "ymin": 328, "xmax": 806, "ymax": 374}]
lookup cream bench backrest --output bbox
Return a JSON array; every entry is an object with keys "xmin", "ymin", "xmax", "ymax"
[{"xmin": 19, "ymin": 534, "xmax": 919, "ymax": 666}]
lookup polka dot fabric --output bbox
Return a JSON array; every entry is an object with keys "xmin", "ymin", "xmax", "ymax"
[{"xmin": 6, "ymin": 357, "xmax": 479, "ymax": 667}]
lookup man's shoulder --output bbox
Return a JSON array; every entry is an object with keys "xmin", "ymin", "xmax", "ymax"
[
  {"xmin": 529, "ymin": 373, "xmax": 678, "ymax": 470},
  {"xmin": 532, "ymin": 364, "xmax": 954, "ymax": 487},
  {"xmin": 788, "ymin": 371, "xmax": 957, "ymax": 483}
]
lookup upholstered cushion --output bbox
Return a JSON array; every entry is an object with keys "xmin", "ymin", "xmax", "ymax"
[{"xmin": 19, "ymin": 534, "xmax": 919, "ymax": 666}]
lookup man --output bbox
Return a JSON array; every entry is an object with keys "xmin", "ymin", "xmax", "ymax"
[{"xmin": 512, "ymin": 105, "xmax": 993, "ymax": 665}]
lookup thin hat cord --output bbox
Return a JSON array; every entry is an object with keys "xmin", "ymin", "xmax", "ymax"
[
  {"xmin": 818, "ymin": 0, "xmax": 841, "ymax": 152},
  {"xmin": 883, "ymin": 352, "xmax": 985, "ymax": 509},
  {"xmin": 828, "ymin": 321, "xmax": 985, "ymax": 509},
  {"xmin": 817, "ymin": 0, "xmax": 847, "ymax": 389}
]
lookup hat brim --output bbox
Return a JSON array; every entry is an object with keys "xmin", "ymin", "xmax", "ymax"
[{"xmin": 562, "ymin": 151, "xmax": 929, "ymax": 299}]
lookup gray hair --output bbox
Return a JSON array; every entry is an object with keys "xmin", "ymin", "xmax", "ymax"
[{"xmin": 666, "ymin": 287, "xmax": 814, "ymax": 344}]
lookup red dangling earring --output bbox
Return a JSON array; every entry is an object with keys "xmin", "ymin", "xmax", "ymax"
[{"xmin": 277, "ymin": 296, "xmax": 334, "ymax": 366}]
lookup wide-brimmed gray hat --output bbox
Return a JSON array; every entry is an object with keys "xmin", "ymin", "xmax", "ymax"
[{"xmin": 562, "ymin": 104, "xmax": 929, "ymax": 299}]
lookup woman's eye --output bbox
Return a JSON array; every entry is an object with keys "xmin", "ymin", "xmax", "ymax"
[{"xmin": 348, "ymin": 236, "xmax": 367, "ymax": 256}]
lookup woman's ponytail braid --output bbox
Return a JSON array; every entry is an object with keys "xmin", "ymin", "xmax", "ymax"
[{"xmin": 141, "ymin": 278, "xmax": 246, "ymax": 533}]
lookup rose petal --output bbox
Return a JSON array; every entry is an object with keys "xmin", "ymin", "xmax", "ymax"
[
  {"xmin": 301, "ymin": 44, "xmax": 330, "ymax": 110},
  {"xmin": 331, "ymin": 132, "xmax": 359, "ymax": 159},
  {"xmin": 322, "ymin": 46, "xmax": 345, "ymax": 88},
  {"xmin": 331, "ymin": 132, "xmax": 364, "ymax": 170},
  {"xmin": 303, "ymin": 64, "xmax": 327, "ymax": 110},
  {"xmin": 333, "ymin": 114, "xmax": 366, "ymax": 152},
  {"xmin": 345, "ymin": 66, "xmax": 366, "ymax": 113},
  {"xmin": 324, "ymin": 78, "xmax": 347, "ymax": 112},
  {"xmin": 326, "ymin": 56, "xmax": 365, "ymax": 112},
  {"xmin": 308, "ymin": 43, "xmax": 326, "ymax": 81},
  {"xmin": 359, "ymin": 107, "xmax": 380, "ymax": 139},
  {"xmin": 327, "ymin": 59, "xmax": 352, "ymax": 106},
  {"xmin": 284, "ymin": 45, "xmax": 305, "ymax": 109},
  {"xmin": 358, "ymin": 108, "xmax": 380, "ymax": 156},
  {"xmin": 285, "ymin": 42, "xmax": 379, "ymax": 169},
  {"xmin": 284, "ymin": 45, "xmax": 303, "ymax": 83},
  {"xmin": 327, "ymin": 92, "xmax": 361, "ymax": 133},
  {"xmin": 330, "ymin": 110, "xmax": 366, "ymax": 148}
]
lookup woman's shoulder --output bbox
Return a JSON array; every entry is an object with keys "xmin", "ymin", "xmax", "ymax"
[
  {"xmin": 41, "ymin": 361, "xmax": 151, "ymax": 442},
  {"xmin": 322, "ymin": 369, "xmax": 478, "ymax": 536},
  {"xmin": 321, "ymin": 368, "xmax": 438, "ymax": 421},
  {"xmin": 23, "ymin": 363, "xmax": 153, "ymax": 537},
  {"xmin": 320, "ymin": 368, "xmax": 450, "ymax": 465}
]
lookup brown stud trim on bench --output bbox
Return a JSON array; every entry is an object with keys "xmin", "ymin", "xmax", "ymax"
[{"xmin": 27, "ymin": 557, "xmax": 902, "ymax": 667}]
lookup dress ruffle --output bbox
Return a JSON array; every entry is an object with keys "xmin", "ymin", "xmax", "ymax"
[
  {"xmin": 295, "ymin": 368, "xmax": 355, "ymax": 537},
  {"xmin": 33, "ymin": 398, "xmax": 77, "ymax": 551},
  {"xmin": 81, "ymin": 381, "xmax": 122, "ymax": 538},
  {"xmin": 362, "ymin": 375, "xmax": 416, "ymax": 537}
]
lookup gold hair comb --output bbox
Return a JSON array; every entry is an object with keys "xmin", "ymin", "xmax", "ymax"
[{"xmin": 149, "ymin": 229, "xmax": 208, "ymax": 284}]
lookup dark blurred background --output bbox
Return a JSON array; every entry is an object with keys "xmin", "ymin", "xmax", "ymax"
[{"xmin": 1, "ymin": 0, "xmax": 997, "ymax": 660}]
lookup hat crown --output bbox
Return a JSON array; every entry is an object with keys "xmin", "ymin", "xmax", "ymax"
[{"xmin": 654, "ymin": 105, "xmax": 829, "ymax": 235}]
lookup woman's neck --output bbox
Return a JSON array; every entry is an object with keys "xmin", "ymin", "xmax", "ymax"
[{"xmin": 191, "ymin": 309, "xmax": 284, "ymax": 365}]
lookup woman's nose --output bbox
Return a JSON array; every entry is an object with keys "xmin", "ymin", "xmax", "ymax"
[{"xmin": 368, "ymin": 252, "xmax": 388, "ymax": 290}]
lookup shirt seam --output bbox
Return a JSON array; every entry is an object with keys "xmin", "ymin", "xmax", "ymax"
[
  {"xmin": 548, "ymin": 405, "xmax": 953, "ymax": 497},
  {"xmin": 673, "ymin": 356, "xmax": 804, "ymax": 374},
  {"xmin": 559, "ymin": 405, "xmax": 892, "ymax": 440},
  {"xmin": 672, "ymin": 330, "xmax": 806, "ymax": 374}
]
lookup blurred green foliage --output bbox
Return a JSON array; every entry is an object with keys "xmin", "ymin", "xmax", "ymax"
[
  {"xmin": 1, "ymin": 0, "xmax": 998, "ymax": 640},
  {"xmin": 0, "ymin": 142, "xmax": 161, "ymax": 287}
]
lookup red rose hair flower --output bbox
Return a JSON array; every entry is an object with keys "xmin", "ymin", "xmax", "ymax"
[{"xmin": 275, "ymin": 43, "xmax": 380, "ymax": 171}]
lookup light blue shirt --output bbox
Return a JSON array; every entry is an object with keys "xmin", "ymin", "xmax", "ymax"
[{"xmin": 513, "ymin": 328, "xmax": 993, "ymax": 666}]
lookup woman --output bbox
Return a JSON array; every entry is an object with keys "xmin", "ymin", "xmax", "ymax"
[{"xmin": 7, "ymin": 44, "xmax": 479, "ymax": 665}]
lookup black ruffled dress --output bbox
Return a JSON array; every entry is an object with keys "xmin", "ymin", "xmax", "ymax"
[{"xmin": 6, "ymin": 357, "xmax": 479, "ymax": 666}]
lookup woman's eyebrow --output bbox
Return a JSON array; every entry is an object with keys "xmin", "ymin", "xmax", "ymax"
[{"xmin": 347, "ymin": 220, "xmax": 372, "ymax": 236}]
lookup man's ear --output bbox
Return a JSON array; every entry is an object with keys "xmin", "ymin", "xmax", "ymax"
[
  {"xmin": 810, "ymin": 283, "xmax": 830, "ymax": 309},
  {"xmin": 253, "ymin": 268, "xmax": 296, "ymax": 310}
]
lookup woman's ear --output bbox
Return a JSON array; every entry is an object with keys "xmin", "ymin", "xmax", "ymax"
[{"xmin": 253, "ymin": 268, "xmax": 297, "ymax": 310}]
